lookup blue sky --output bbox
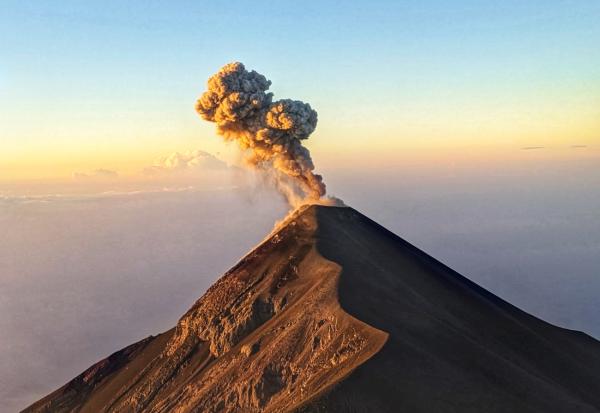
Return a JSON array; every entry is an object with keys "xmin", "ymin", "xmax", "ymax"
[{"xmin": 1, "ymin": 0, "xmax": 599, "ymax": 178}]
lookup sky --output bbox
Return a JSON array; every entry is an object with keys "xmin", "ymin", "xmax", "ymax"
[
  {"xmin": 1, "ymin": 0, "xmax": 599, "ymax": 180},
  {"xmin": 1, "ymin": 1, "xmax": 600, "ymax": 411}
]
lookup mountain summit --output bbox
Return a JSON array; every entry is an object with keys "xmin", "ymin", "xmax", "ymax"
[{"xmin": 24, "ymin": 205, "xmax": 600, "ymax": 412}]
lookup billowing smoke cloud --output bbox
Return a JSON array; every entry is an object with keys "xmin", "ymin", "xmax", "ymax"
[{"xmin": 196, "ymin": 62, "xmax": 328, "ymax": 207}]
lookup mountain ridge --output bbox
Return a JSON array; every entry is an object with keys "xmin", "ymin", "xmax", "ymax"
[{"xmin": 23, "ymin": 205, "xmax": 600, "ymax": 412}]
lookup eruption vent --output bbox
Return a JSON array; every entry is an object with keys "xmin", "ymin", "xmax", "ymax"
[{"xmin": 196, "ymin": 62, "xmax": 326, "ymax": 206}]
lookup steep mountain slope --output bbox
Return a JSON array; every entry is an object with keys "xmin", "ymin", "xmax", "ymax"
[{"xmin": 23, "ymin": 205, "xmax": 600, "ymax": 412}]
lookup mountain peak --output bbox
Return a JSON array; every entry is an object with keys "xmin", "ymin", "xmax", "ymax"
[{"xmin": 24, "ymin": 205, "xmax": 600, "ymax": 413}]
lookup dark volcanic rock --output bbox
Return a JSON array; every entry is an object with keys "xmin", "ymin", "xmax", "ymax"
[{"xmin": 23, "ymin": 205, "xmax": 600, "ymax": 413}]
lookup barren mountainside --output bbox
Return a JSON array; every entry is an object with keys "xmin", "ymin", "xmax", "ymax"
[{"xmin": 24, "ymin": 205, "xmax": 600, "ymax": 412}]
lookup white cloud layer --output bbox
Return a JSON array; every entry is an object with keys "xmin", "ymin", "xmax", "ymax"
[
  {"xmin": 143, "ymin": 150, "xmax": 229, "ymax": 176},
  {"xmin": 72, "ymin": 168, "xmax": 119, "ymax": 180},
  {"xmin": 2, "ymin": 161, "xmax": 599, "ymax": 412}
]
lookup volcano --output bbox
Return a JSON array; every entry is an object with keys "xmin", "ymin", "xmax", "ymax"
[{"xmin": 24, "ymin": 205, "xmax": 600, "ymax": 413}]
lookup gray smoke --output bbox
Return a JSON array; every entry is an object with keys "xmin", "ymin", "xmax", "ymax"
[{"xmin": 196, "ymin": 62, "xmax": 326, "ymax": 206}]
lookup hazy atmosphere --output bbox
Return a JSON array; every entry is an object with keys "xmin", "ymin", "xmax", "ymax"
[
  {"xmin": 1, "ymin": 1, "xmax": 599, "ymax": 412},
  {"xmin": 2, "ymin": 159, "xmax": 599, "ymax": 410}
]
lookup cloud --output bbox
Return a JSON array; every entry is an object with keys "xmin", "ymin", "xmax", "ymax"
[
  {"xmin": 72, "ymin": 169, "xmax": 119, "ymax": 180},
  {"xmin": 143, "ymin": 150, "xmax": 229, "ymax": 176},
  {"xmin": 0, "ymin": 186, "xmax": 237, "ymax": 205},
  {"xmin": 521, "ymin": 146, "xmax": 545, "ymax": 150}
]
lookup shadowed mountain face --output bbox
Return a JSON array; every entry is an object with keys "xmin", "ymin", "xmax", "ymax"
[{"xmin": 23, "ymin": 206, "xmax": 600, "ymax": 413}]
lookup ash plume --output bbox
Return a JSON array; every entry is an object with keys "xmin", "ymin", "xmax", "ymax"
[{"xmin": 196, "ymin": 62, "xmax": 330, "ymax": 207}]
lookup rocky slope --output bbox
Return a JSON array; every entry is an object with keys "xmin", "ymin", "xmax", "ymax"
[{"xmin": 23, "ymin": 205, "xmax": 600, "ymax": 412}]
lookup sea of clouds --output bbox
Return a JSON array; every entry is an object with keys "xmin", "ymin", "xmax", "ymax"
[{"xmin": 1, "ymin": 153, "xmax": 599, "ymax": 411}]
